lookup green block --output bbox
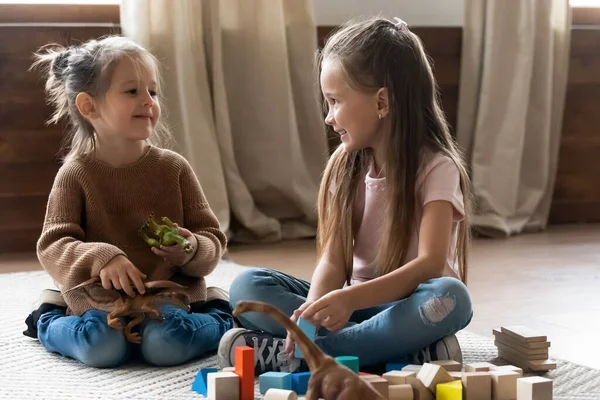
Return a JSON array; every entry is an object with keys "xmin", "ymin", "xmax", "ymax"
[{"xmin": 335, "ymin": 356, "xmax": 359, "ymax": 373}]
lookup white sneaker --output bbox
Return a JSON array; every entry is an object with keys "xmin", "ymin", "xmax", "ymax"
[
  {"xmin": 411, "ymin": 334, "xmax": 463, "ymax": 364},
  {"xmin": 217, "ymin": 328, "xmax": 308, "ymax": 376},
  {"xmin": 206, "ymin": 286, "xmax": 229, "ymax": 303}
]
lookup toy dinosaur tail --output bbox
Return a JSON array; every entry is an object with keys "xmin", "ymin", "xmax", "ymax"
[{"xmin": 233, "ymin": 301, "xmax": 324, "ymax": 371}]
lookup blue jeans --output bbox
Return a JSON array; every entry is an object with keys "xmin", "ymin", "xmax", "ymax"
[
  {"xmin": 229, "ymin": 268, "xmax": 473, "ymax": 366},
  {"xmin": 37, "ymin": 304, "xmax": 234, "ymax": 368}
]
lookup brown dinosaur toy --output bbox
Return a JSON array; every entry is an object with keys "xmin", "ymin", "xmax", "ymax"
[
  {"xmin": 233, "ymin": 301, "xmax": 385, "ymax": 400},
  {"xmin": 65, "ymin": 277, "xmax": 190, "ymax": 344}
]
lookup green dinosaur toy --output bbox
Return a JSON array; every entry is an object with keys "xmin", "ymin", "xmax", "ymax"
[{"xmin": 139, "ymin": 213, "xmax": 194, "ymax": 253}]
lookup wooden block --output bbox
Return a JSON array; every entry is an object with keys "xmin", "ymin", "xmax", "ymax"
[
  {"xmin": 494, "ymin": 337, "xmax": 550, "ymax": 357},
  {"xmin": 387, "ymin": 360, "xmax": 411, "ymax": 372},
  {"xmin": 207, "ymin": 371, "xmax": 239, "ymax": 400},
  {"xmin": 449, "ymin": 371, "xmax": 463, "ymax": 379},
  {"xmin": 490, "ymin": 364, "xmax": 523, "ymax": 376},
  {"xmin": 496, "ymin": 341, "xmax": 548, "ymax": 361},
  {"xmin": 336, "ymin": 356, "xmax": 360, "ymax": 373},
  {"xmin": 490, "ymin": 370, "xmax": 519, "ymax": 400},
  {"xmin": 416, "ymin": 363, "xmax": 455, "ymax": 393},
  {"xmin": 462, "ymin": 372, "xmax": 492, "ymax": 400},
  {"xmin": 291, "ymin": 372, "xmax": 310, "ymax": 395},
  {"xmin": 222, "ymin": 366, "xmax": 235, "ymax": 372},
  {"xmin": 493, "ymin": 330, "xmax": 550, "ymax": 350},
  {"xmin": 432, "ymin": 360, "xmax": 463, "ymax": 372},
  {"xmin": 436, "ymin": 380, "xmax": 462, "ymax": 400},
  {"xmin": 383, "ymin": 370, "xmax": 417, "ymax": 385},
  {"xmin": 235, "ymin": 345, "xmax": 254, "ymax": 400},
  {"xmin": 497, "ymin": 349, "xmax": 557, "ymax": 372},
  {"xmin": 500, "ymin": 326, "xmax": 547, "ymax": 343},
  {"xmin": 365, "ymin": 376, "xmax": 389, "ymax": 399},
  {"xmin": 259, "ymin": 372, "xmax": 292, "ymax": 394},
  {"xmin": 407, "ymin": 377, "xmax": 434, "ymax": 400},
  {"xmin": 388, "ymin": 384, "xmax": 414, "ymax": 400},
  {"xmin": 191, "ymin": 367, "xmax": 218, "ymax": 396},
  {"xmin": 465, "ymin": 362, "xmax": 496, "ymax": 372},
  {"xmin": 264, "ymin": 388, "xmax": 298, "ymax": 400},
  {"xmin": 294, "ymin": 317, "xmax": 316, "ymax": 358},
  {"xmin": 527, "ymin": 359, "xmax": 557, "ymax": 372},
  {"xmin": 402, "ymin": 364, "xmax": 423, "ymax": 372},
  {"xmin": 516, "ymin": 376, "xmax": 553, "ymax": 400}
]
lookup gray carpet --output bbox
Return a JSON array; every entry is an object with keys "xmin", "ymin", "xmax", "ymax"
[{"xmin": 1, "ymin": 264, "xmax": 598, "ymax": 399}]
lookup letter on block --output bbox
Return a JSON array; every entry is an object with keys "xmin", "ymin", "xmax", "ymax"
[
  {"xmin": 207, "ymin": 371, "xmax": 239, "ymax": 400},
  {"xmin": 436, "ymin": 380, "xmax": 462, "ymax": 400},
  {"xmin": 191, "ymin": 367, "xmax": 218, "ymax": 396},
  {"xmin": 294, "ymin": 317, "xmax": 316, "ymax": 358},
  {"xmin": 235, "ymin": 346, "xmax": 254, "ymax": 400},
  {"xmin": 259, "ymin": 372, "xmax": 292, "ymax": 394}
]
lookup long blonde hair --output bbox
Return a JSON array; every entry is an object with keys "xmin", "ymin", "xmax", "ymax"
[
  {"xmin": 31, "ymin": 35, "xmax": 172, "ymax": 163},
  {"xmin": 316, "ymin": 18, "xmax": 472, "ymax": 285}
]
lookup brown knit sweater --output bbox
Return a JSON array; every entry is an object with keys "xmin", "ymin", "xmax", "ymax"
[{"xmin": 36, "ymin": 145, "xmax": 227, "ymax": 316}]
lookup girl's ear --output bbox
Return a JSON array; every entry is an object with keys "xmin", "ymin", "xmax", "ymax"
[
  {"xmin": 75, "ymin": 92, "xmax": 99, "ymax": 120},
  {"xmin": 376, "ymin": 87, "xmax": 389, "ymax": 119}
]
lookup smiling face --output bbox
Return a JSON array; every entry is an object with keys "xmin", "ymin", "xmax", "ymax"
[
  {"xmin": 320, "ymin": 57, "xmax": 385, "ymax": 153},
  {"xmin": 93, "ymin": 55, "xmax": 160, "ymax": 142}
]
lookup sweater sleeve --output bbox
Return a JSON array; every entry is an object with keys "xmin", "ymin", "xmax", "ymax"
[
  {"xmin": 36, "ymin": 165, "xmax": 127, "ymax": 290},
  {"xmin": 178, "ymin": 160, "xmax": 227, "ymax": 278}
]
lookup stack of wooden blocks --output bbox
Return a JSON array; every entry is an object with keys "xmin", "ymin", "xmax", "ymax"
[
  {"xmin": 493, "ymin": 325, "xmax": 556, "ymax": 373},
  {"xmin": 359, "ymin": 359, "xmax": 553, "ymax": 399}
]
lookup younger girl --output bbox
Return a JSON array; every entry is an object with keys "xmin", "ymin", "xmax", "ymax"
[
  {"xmin": 218, "ymin": 17, "xmax": 473, "ymax": 374},
  {"xmin": 23, "ymin": 36, "xmax": 234, "ymax": 368}
]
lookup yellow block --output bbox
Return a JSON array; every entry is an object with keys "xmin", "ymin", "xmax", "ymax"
[{"xmin": 436, "ymin": 380, "xmax": 462, "ymax": 400}]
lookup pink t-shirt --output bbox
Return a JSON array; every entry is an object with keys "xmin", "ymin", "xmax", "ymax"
[{"xmin": 351, "ymin": 152, "xmax": 465, "ymax": 283}]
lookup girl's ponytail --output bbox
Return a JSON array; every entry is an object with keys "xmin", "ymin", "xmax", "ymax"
[{"xmin": 31, "ymin": 44, "xmax": 72, "ymax": 125}]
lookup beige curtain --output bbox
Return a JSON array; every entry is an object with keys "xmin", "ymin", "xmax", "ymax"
[
  {"xmin": 457, "ymin": 0, "xmax": 571, "ymax": 237},
  {"xmin": 119, "ymin": 0, "xmax": 327, "ymax": 243}
]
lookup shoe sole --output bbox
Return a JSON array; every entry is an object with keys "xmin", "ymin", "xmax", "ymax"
[
  {"xmin": 442, "ymin": 334, "xmax": 463, "ymax": 364},
  {"xmin": 217, "ymin": 327, "xmax": 249, "ymax": 369}
]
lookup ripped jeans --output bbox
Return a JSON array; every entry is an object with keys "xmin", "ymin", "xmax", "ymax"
[{"xmin": 229, "ymin": 268, "xmax": 473, "ymax": 366}]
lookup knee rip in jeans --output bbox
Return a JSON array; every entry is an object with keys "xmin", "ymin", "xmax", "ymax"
[{"xmin": 419, "ymin": 294, "xmax": 456, "ymax": 326}]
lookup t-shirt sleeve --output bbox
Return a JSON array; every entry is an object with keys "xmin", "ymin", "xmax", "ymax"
[{"xmin": 420, "ymin": 156, "xmax": 465, "ymax": 221}]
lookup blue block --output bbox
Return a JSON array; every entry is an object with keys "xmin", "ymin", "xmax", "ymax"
[
  {"xmin": 335, "ymin": 356, "xmax": 359, "ymax": 373},
  {"xmin": 294, "ymin": 317, "xmax": 316, "ymax": 358},
  {"xmin": 386, "ymin": 359, "xmax": 410, "ymax": 372},
  {"xmin": 191, "ymin": 367, "xmax": 218, "ymax": 396},
  {"xmin": 259, "ymin": 372, "xmax": 292, "ymax": 394},
  {"xmin": 291, "ymin": 372, "xmax": 311, "ymax": 395},
  {"xmin": 386, "ymin": 361, "xmax": 409, "ymax": 372}
]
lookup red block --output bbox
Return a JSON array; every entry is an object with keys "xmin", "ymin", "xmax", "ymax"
[
  {"xmin": 359, "ymin": 372, "xmax": 370, "ymax": 376},
  {"xmin": 235, "ymin": 346, "xmax": 254, "ymax": 400}
]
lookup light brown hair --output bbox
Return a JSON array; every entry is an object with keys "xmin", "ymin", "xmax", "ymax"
[
  {"xmin": 31, "ymin": 35, "xmax": 172, "ymax": 163},
  {"xmin": 316, "ymin": 17, "xmax": 472, "ymax": 285}
]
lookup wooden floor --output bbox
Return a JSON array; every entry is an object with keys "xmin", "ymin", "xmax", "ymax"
[{"xmin": 2, "ymin": 224, "xmax": 599, "ymax": 370}]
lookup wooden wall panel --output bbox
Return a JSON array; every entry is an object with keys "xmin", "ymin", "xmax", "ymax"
[
  {"xmin": 549, "ymin": 28, "xmax": 600, "ymax": 224},
  {"xmin": 0, "ymin": 25, "xmax": 118, "ymax": 253}
]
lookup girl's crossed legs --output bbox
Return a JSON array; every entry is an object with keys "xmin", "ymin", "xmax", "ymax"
[
  {"xmin": 218, "ymin": 267, "xmax": 473, "ymax": 374},
  {"xmin": 38, "ymin": 303, "xmax": 234, "ymax": 368}
]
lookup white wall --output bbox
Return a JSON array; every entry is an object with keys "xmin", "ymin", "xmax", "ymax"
[{"xmin": 313, "ymin": 0, "xmax": 464, "ymax": 26}]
